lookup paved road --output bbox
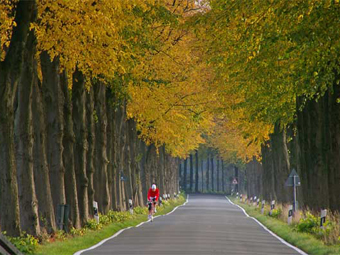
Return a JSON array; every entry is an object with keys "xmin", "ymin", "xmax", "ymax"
[{"xmin": 79, "ymin": 194, "xmax": 304, "ymax": 255}]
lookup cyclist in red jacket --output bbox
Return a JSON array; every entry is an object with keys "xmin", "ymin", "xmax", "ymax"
[{"xmin": 147, "ymin": 184, "xmax": 159, "ymax": 221}]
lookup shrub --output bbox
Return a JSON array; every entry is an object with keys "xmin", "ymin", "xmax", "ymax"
[
  {"xmin": 268, "ymin": 208, "xmax": 282, "ymax": 219},
  {"xmin": 294, "ymin": 212, "xmax": 319, "ymax": 234},
  {"xmin": 7, "ymin": 232, "xmax": 39, "ymax": 255},
  {"xmin": 70, "ymin": 227, "xmax": 88, "ymax": 237},
  {"xmin": 134, "ymin": 206, "xmax": 148, "ymax": 215},
  {"xmin": 85, "ymin": 219, "xmax": 103, "ymax": 230}
]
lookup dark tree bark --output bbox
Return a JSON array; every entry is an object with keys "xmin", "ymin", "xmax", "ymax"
[
  {"xmin": 94, "ymin": 82, "xmax": 110, "ymax": 214},
  {"xmin": 15, "ymin": 30, "xmax": 40, "ymax": 235},
  {"xmin": 0, "ymin": 0, "xmax": 36, "ymax": 236},
  {"xmin": 183, "ymin": 159, "xmax": 187, "ymax": 191},
  {"xmin": 195, "ymin": 151, "xmax": 199, "ymax": 193},
  {"xmin": 211, "ymin": 156, "xmax": 214, "ymax": 192},
  {"xmin": 216, "ymin": 157, "xmax": 220, "ymax": 192},
  {"xmin": 72, "ymin": 70, "xmax": 89, "ymax": 225},
  {"xmin": 234, "ymin": 166, "xmax": 239, "ymax": 193},
  {"xmin": 106, "ymin": 92, "xmax": 114, "ymax": 209},
  {"xmin": 61, "ymin": 71, "xmax": 81, "ymax": 229},
  {"xmin": 206, "ymin": 156, "xmax": 210, "ymax": 191},
  {"xmin": 222, "ymin": 160, "xmax": 225, "ymax": 193},
  {"xmin": 179, "ymin": 162, "xmax": 182, "ymax": 188},
  {"xmin": 41, "ymin": 51, "xmax": 66, "ymax": 223},
  {"xmin": 189, "ymin": 154, "xmax": 193, "ymax": 192},
  {"xmin": 86, "ymin": 88, "xmax": 95, "ymax": 215},
  {"xmin": 201, "ymin": 159, "xmax": 204, "ymax": 192},
  {"xmin": 33, "ymin": 78, "xmax": 56, "ymax": 234}
]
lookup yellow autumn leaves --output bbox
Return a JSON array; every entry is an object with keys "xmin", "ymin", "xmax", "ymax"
[{"xmin": 1, "ymin": 0, "xmax": 275, "ymax": 163}]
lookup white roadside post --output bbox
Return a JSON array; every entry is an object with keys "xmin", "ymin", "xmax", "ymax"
[
  {"xmin": 320, "ymin": 209, "xmax": 327, "ymax": 229},
  {"xmin": 93, "ymin": 201, "xmax": 99, "ymax": 224},
  {"xmin": 240, "ymin": 194, "xmax": 243, "ymax": 202},
  {"xmin": 256, "ymin": 198, "xmax": 260, "ymax": 208},
  {"xmin": 269, "ymin": 200, "xmax": 275, "ymax": 216},
  {"xmin": 249, "ymin": 197, "xmax": 253, "ymax": 205},
  {"xmin": 129, "ymin": 199, "xmax": 133, "ymax": 215},
  {"xmin": 253, "ymin": 196, "xmax": 257, "ymax": 206},
  {"xmin": 236, "ymin": 192, "xmax": 239, "ymax": 199},
  {"xmin": 288, "ymin": 205, "xmax": 293, "ymax": 225},
  {"xmin": 261, "ymin": 200, "xmax": 265, "ymax": 214},
  {"xmin": 168, "ymin": 193, "xmax": 171, "ymax": 199}
]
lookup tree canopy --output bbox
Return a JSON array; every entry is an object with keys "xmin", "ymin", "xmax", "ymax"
[{"xmin": 2, "ymin": 0, "xmax": 339, "ymax": 162}]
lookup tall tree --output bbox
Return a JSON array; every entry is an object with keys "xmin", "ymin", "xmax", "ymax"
[
  {"xmin": 190, "ymin": 154, "xmax": 194, "ymax": 192},
  {"xmin": 216, "ymin": 157, "xmax": 220, "ymax": 192},
  {"xmin": 15, "ymin": 30, "xmax": 40, "ymax": 236},
  {"xmin": 41, "ymin": 51, "xmax": 66, "ymax": 223},
  {"xmin": 0, "ymin": 0, "xmax": 36, "ymax": 236},
  {"xmin": 206, "ymin": 156, "xmax": 210, "ymax": 191},
  {"xmin": 61, "ymin": 70, "xmax": 80, "ymax": 229},
  {"xmin": 195, "ymin": 151, "xmax": 199, "ymax": 192},
  {"xmin": 183, "ymin": 159, "xmax": 188, "ymax": 191},
  {"xmin": 72, "ymin": 70, "xmax": 89, "ymax": 225},
  {"xmin": 211, "ymin": 156, "xmax": 214, "ymax": 192}
]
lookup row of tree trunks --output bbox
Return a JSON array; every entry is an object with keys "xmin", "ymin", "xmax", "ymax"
[
  {"xmin": 0, "ymin": 2, "xmax": 179, "ymax": 236},
  {"xmin": 1, "ymin": 55, "xmax": 181, "ymax": 238},
  {"xmin": 246, "ymin": 81, "xmax": 340, "ymax": 211},
  {"xmin": 179, "ymin": 153, "xmax": 228, "ymax": 193}
]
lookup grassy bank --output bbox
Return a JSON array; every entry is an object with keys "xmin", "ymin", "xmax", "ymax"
[
  {"xmin": 229, "ymin": 197, "xmax": 340, "ymax": 255},
  {"xmin": 34, "ymin": 195, "xmax": 186, "ymax": 255}
]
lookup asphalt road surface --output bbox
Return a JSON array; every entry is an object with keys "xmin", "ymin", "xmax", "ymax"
[{"xmin": 78, "ymin": 194, "xmax": 305, "ymax": 255}]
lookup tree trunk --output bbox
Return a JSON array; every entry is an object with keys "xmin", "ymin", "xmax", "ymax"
[
  {"xmin": 183, "ymin": 159, "xmax": 187, "ymax": 192},
  {"xmin": 201, "ymin": 159, "xmax": 204, "ymax": 192},
  {"xmin": 206, "ymin": 156, "xmax": 210, "ymax": 191},
  {"xmin": 0, "ymin": 0, "xmax": 36, "ymax": 236},
  {"xmin": 41, "ymin": 51, "xmax": 66, "ymax": 224},
  {"xmin": 189, "ymin": 154, "xmax": 193, "ymax": 192},
  {"xmin": 94, "ymin": 82, "xmax": 110, "ymax": 213},
  {"xmin": 86, "ymin": 88, "xmax": 95, "ymax": 215},
  {"xmin": 211, "ymin": 156, "xmax": 214, "ymax": 192},
  {"xmin": 328, "ymin": 81, "xmax": 340, "ymax": 211},
  {"xmin": 15, "ymin": 30, "xmax": 40, "ymax": 235},
  {"xmin": 195, "ymin": 151, "xmax": 199, "ymax": 193},
  {"xmin": 61, "ymin": 71, "xmax": 81, "ymax": 229},
  {"xmin": 216, "ymin": 157, "xmax": 220, "ymax": 192},
  {"xmin": 222, "ymin": 160, "xmax": 224, "ymax": 193},
  {"xmin": 72, "ymin": 70, "xmax": 89, "ymax": 224},
  {"xmin": 106, "ymin": 92, "xmax": 114, "ymax": 209},
  {"xmin": 33, "ymin": 77, "xmax": 56, "ymax": 234}
]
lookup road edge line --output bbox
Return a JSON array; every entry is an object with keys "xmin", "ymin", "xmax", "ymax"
[
  {"xmin": 225, "ymin": 196, "xmax": 308, "ymax": 255},
  {"xmin": 74, "ymin": 195, "xmax": 189, "ymax": 255}
]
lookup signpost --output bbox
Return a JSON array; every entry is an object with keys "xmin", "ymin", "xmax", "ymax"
[{"xmin": 285, "ymin": 169, "xmax": 301, "ymax": 212}]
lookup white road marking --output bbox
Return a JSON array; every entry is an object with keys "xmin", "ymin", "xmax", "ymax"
[
  {"xmin": 226, "ymin": 196, "xmax": 308, "ymax": 255},
  {"xmin": 74, "ymin": 195, "xmax": 189, "ymax": 255}
]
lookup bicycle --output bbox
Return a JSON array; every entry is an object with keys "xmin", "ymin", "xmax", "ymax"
[{"xmin": 148, "ymin": 197, "xmax": 157, "ymax": 221}]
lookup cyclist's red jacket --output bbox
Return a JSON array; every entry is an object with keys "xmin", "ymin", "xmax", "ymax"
[{"xmin": 147, "ymin": 188, "xmax": 160, "ymax": 201}]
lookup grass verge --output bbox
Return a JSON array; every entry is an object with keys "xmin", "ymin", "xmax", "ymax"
[
  {"xmin": 229, "ymin": 197, "xmax": 340, "ymax": 255},
  {"xmin": 34, "ymin": 195, "xmax": 186, "ymax": 255}
]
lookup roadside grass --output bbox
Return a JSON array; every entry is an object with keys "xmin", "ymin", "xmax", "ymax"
[
  {"xmin": 229, "ymin": 197, "xmax": 340, "ymax": 255},
  {"xmin": 34, "ymin": 195, "xmax": 186, "ymax": 255}
]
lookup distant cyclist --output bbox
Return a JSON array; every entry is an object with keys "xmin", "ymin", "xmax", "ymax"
[{"xmin": 147, "ymin": 184, "xmax": 159, "ymax": 221}]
